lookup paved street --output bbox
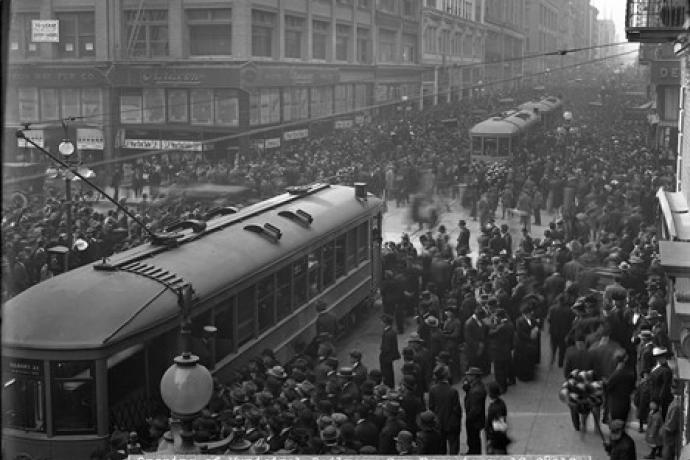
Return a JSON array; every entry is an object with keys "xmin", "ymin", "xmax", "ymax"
[{"xmin": 336, "ymin": 198, "xmax": 647, "ymax": 459}]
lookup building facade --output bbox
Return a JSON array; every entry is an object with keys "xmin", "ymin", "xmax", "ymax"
[
  {"xmin": 523, "ymin": 0, "xmax": 560, "ymax": 78},
  {"xmin": 483, "ymin": 0, "xmax": 526, "ymax": 92},
  {"xmin": 4, "ymin": 0, "xmax": 426, "ymax": 164},
  {"xmin": 419, "ymin": 0, "xmax": 486, "ymax": 103}
]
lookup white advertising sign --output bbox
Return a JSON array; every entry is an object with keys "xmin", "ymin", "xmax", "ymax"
[
  {"xmin": 31, "ymin": 20, "xmax": 59, "ymax": 43},
  {"xmin": 264, "ymin": 138, "xmax": 281, "ymax": 149},
  {"xmin": 124, "ymin": 138, "xmax": 161, "ymax": 150},
  {"xmin": 76, "ymin": 128, "xmax": 104, "ymax": 150},
  {"xmin": 161, "ymin": 140, "xmax": 203, "ymax": 151},
  {"xmin": 17, "ymin": 130, "xmax": 45, "ymax": 148},
  {"xmin": 335, "ymin": 119, "xmax": 354, "ymax": 129},
  {"xmin": 283, "ymin": 129, "xmax": 309, "ymax": 140}
]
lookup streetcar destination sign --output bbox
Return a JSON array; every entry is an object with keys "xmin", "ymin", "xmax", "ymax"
[{"xmin": 128, "ymin": 456, "xmax": 592, "ymax": 460}]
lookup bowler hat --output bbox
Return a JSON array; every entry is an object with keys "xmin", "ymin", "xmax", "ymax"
[{"xmin": 466, "ymin": 366, "xmax": 483, "ymax": 376}]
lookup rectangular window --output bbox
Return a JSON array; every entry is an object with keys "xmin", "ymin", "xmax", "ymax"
[
  {"xmin": 357, "ymin": 221, "xmax": 369, "ymax": 262},
  {"xmin": 237, "ymin": 287, "xmax": 256, "ymax": 346},
  {"xmin": 61, "ymin": 88, "xmax": 81, "ymax": 119},
  {"xmin": 40, "ymin": 89, "xmax": 59, "ymax": 122},
  {"xmin": 167, "ymin": 89, "xmax": 188, "ymax": 123},
  {"xmin": 377, "ymin": 0, "xmax": 397, "ymax": 13},
  {"xmin": 335, "ymin": 234, "xmax": 347, "ymax": 277},
  {"xmin": 358, "ymin": 0, "xmax": 371, "ymax": 8},
  {"xmin": 308, "ymin": 249, "xmax": 322, "ymax": 298},
  {"xmin": 293, "ymin": 257, "xmax": 308, "ymax": 307},
  {"xmin": 190, "ymin": 89, "xmax": 214, "ymax": 125},
  {"xmin": 378, "ymin": 29, "xmax": 396, "ymax": 62},
  {"xmin": 310, "ymin": 86, "xmax": 333, "ymax": 118},
  {"xmin": 18, "ymin": 88, "xmax": 39, "ymax": 122},
  {"xmin": 214, "ymin": 297, "xmax": 235, "ymax": 360},
  {"xmin": 357, "ymin": 27, "xmax": 371, "ymax": 63},
  {"xmin": 9, "ymin": 13, "xmax": 40, "ymax": 58},
  {"xmin": 249, "ymin": 89, "xmax": 281, "ymax": 126},
  {"xmin": 186, "ymin": 8, "xmax": 231, "ymax": 56},
  {"xmin": 107, "ymin": 346, "xmax": 146, "ymax": 412},
  {"xmin": 142, "ymin": 88, "xmax": 165, "ymax": 124},
  {"xmin": 252, "ymin": 10, "xmax": 275, "ymax": 57},
  {"xmin": 51, "ymin": 361, "xmax": 96, "ymax": 434},
  {"xmin": 402, "ymin": 33, "xmax": 416, "ymax": 62},
  {"xmin": 120, "ymin": 89, "xmax": 143, "ymax": 124},
  {"xmin": 2, "ymin": 358, "xmax": 45, "ymax": 432},
  {"xmin": 354, "ymin": 84, "xmax": 369, "ymax": 109},
  {"xmin": 215, "ymin": 89, "xmax": 239, "ymax": 127},
  {"xmin": 336, "ymin": 24, "xmax": 351, "ymax": 61},
  {"xmin": 335, "ymin": 84, "xmax": 354, "ymax": 114},
  {"xmin": 277, "ymin": 266, "xmax": 292, "ymax": 320},
  {"xmin": 285, "ymin": 15, "xmax": 305, "ymax": 58},
  {"xmin": 403, "ymin": 0, "xmax": 416, "ymax": 16},
  {"xmin": 56, "ymin": 12, "xmax": 95, "ymax": 58},
  {"xmin": 81, "ymin": 88, "xmax": 102, "ymax": 123},
  {"xmin": 346, "ymin": 228, "xmax": 358, "ymax": 269},
  {"xmin": 322, "ymin": 241, "xmax": 336, "ymax": 288},
  {"xmin": 124, "ymin": 10, "xmax": 169, "ymax": 58},
  {"xmin": 257, "ymin": 275, "xmax": 276, "ymax": 333},
  {"xmin": 283, "ymin": 87, "xmax": 309, "ymax": 122},
  {"xmin": 312, "ymin": 20, "xmax": 329, "ymax": 60}
]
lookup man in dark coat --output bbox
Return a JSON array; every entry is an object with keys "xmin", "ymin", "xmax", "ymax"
[
  {"xmin": 349, "ymin": 349, "xmax": 368, "ymax": 387},
  {"xmin": 428, "ymin": 365, "xmax": 463, "ymax": 454},
  {"xmin": 514, "ymin": 304, "xmax": 539, "ymax": 381},
  {"xmin": 548, "ymin": 296, "xmax": 575, "ymax": 367},
  {"xmin": 604, "ymin": 419, "xmax": 636, "ymax": 460},
  {"xmin": 442, "ymin": 307, "xmax": 463, "ymax": 382},
  {"xmin": 456, "ymin": 220, "xmax": 471, "ymax": 255},
  {"xmin": 379, "ymin": 314, "xmax": 401, "ymax": 388},
  {"xmin": 487, "ymin": 308, "xmax": 514, "ymax": 393},
  {"xmin": 315, "ymin": 301, "xmax": 338, "ymax": 339},
  {"xmin": 354, "ymin": 400, "xmax": 380, "ymax": 448},
  {"xmin": 464, "ymin": 304, "xmax": 488, "ymax": 369},
  {"xmin": 463, "ymin": 367, "xmax": 487, "ymax": 455},
  {"xmin": 377, "ymin": 401, "xmax": 405, "ymax": 455},
  {"xmin": 543, "ymin": 270, "xmax": 566, "ymax": 306},
  {"xmin": 605, "ymin": 351, "xmax": 636, "ymax": 424},
  {"xmin": 415, "ymin": 410, "xmax": 445, "ymax": 454}
]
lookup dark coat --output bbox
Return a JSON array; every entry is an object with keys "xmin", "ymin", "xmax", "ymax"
[
  {"xmin": 354, "ymin": 418, "xmax": 379, "ymax": 448},
  {"xmin": 548, "ymin": 303, "xmax": 574, "ymax": 340},
  {"xmin": 428, "ymin": 381, "xmax": 463, "ymax": 433},
  {"xmin": 485, "ymin": 397, "xmax": 510, "ymax": 450},
  {"xmin": 605, "ymin": 366, "xmax": 636, "ymax": 421},
  {"xmin": 563, "ymin": 345, "xmax": 593, "ymax": 378},
  {"xmin": 464, "ymin": 316, "xmax": 487, "ymax": 362},
  {"xmin": 378, "ymin": 417, "xmax": 406, "ymax": 454},
  {"xmin": 488, "ymin": 319, "xmax": 514, "ymax": 361},
  {"xmin": 415, "ymin": 428, "xmax": 445, "ymax": 454},
  {"xmin": 316, "ymin": 311, "xmax": 338, "ymax": 338},
  {"xmin": 380, "ymin": 327, "xmax": 400, "ymax": 362},
  {"xmin": 607, "ymin": 431, "xmax": 636, "ymax": 460},
  {"xmin": 464, "ymin": 380, "xmax": 487, "ymax": 429},
  {"xmin": 649, "ymin": 363, "xmax": 673, "ymax": 406}
]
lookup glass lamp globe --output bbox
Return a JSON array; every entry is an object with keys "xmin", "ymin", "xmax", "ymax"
[
  {"xmin": 58, "ymin": 140, "xmax": 75, "ymax": 156},
  {"xmin": 160, "ymin": 352, "xmax": 213, "ymax": 416}
]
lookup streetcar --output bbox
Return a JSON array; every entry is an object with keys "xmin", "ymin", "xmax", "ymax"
[
  {"xmin": 2, "ymin": 183, "xmax": 384, "ymax": 460},
  {"xmin": 470, "ymin": 95, "xmax": 562, "ymax": 162}
]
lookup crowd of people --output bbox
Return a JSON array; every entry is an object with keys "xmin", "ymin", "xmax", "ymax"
[{"xmin": 67, "ymin": 73, "xmax": 685, "ymax": 460}]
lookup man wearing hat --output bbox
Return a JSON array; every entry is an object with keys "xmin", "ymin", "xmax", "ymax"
[
  {"xmin": 315, "ymin": 300, "xmax": 338, "ymax": 340},
  {"xmin": 428, "ymin": 365, "xmax": 462, "ymax": 454},
  {"xmin": 464, "ymin": 304, "xmax": 488, "ymax": 372},
  {"xmin": 442, "ymin": 307, "xmax": 463, "ymax": 381},
  {"xmin": 635, "ymin": 329, "xmax": 655, "ymax": 432},
  {"xmin": 378, "ymin": 401, "xmax": 405, "ymax": 454},
  {"xmin": 415, "ymin": 410, "xmax": 445, "ymax": 454},
  {"xmin": 394, "ymin": 430, "xmax": 416, "ymax": 455},
  {"xmin": 661, "ymin": 379, "xmax": 682, "ymax": 460},
  {"xmin": 349, "ymin": 350, "xmax": 368, "ymax": 386},
  {"xmin": 548, "ymin": 293, "xmax": 575, "ymax": 368},
  {"xmin": 408, "ymin": 332, "xmax": 432, "ymax": 392},
  {"xmin": 380, "ymin": 314, "xmax": 401, "ymax": 388},
  {"xmin": 488, "ymin": 308, "xmax": 514, "ymax": 393},
  {"xmin": 649, "ymin": 346, "xmax": 673, "ymax": 418},
  {"xmin": 463, "ymin": 367, "xmax": 487, "ymax": 455},
  {"xmin": 338, "ymin": 367, "xmax": 360, "ymax": 402},
  {"xmin": 603, "ymin": 419, "xmax": 636, "ymax": 460},
  {"xmin": 456, "ymin": 220, "xmax": 470, "ymax": 255}
]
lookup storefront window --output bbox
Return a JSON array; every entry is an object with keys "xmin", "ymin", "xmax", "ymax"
[
  {"xmin": 190, "ymin": 89, "xmax": 214, "ymax": 125},
  {"xmin": 120, "ymin": 89, "xmax": 143, "ymax": 124},
  {"xmin": 18, "ymin": 88, "xmax": 39, "ymax": 122},
  {"xmin": 82, "ymin": 88, "xmax": 103, "ymax": 123},
  {"xmin": 167, "ymin": 89, "xmax": 189, "ymax": 123},
  {"xmin": 143, "ymin": 88, "xmax": 165, "ymax": 124},
  {"xmin": 40, "ymin": 89, "xmax": 59, "ymax": 123},
  {"xmin": 186, "ymin": 8, "xmax": 232, "ymax": 56},
  {"xmin": 2, "ymin": 358, "xmax": 45, "ymax": 432},
  {"xmin": 310, "ymin": 86, "xmax": 333, "ymax": 118},
  {"xmin": 61, "ymin": 88, "xmax": 81, "ymax": 119},
  {"xmin": 249, "ymin": 89, "xmax": 281, "ymax": 126},
  {"xmin": 214, "ymin": 89, "xmax": 239, "ymax": 127},
  {"xmin": 354, "ymin": 84, "xmax": 370, "ymax": 109},
  {"xmin": 51, "ymin": 361, "xmax": 96, "ymax": 434},
  {"xmin": 335, "ymin": 84, "xmax": 354, "ymax": 114},
  {"xmin": 283, "ymin": 87, "xmax": 309, "ymax": 122}
]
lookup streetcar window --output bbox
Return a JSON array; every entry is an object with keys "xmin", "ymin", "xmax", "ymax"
[
  {"xmin": 322, "ymin": 241, "xmax": 336, "ymax": 288},
  {"xmin": 293, "ymin": 257, "xmax": 308, "ymax": 307},
  {"xmin": 107, "ymin": 346, "xmax": 146, "ymax": 429},
  {"xmin": 335, "ymin": 235, "xmax": 346, "ymax": 278},
  {"xmin": 2, "ymin": 357, "xmax": 45, "ymax": 432},
  {"xmin": 51, "ymin": 361, "xmax": 96, "ymax": 434},
  {"xmin": 307, "ymin": 249, "xmax": 322, "ymax": 298},
  {"xmin": 498, "ymin": 137, "xmax": 510, "ymax": 155},
  {"xmin": 471, "ymin": 136, "xmax": 482, "ymax": 153},
  {"xmin": 237, "ymin": 287, "xmax": 256, "ymax": 346},
  {"xmin": 485, "ymin": 138, "xmax": 498, "ymax": 156},
  {"xmin": 214, "ymin": 296, "xmax": 236, "ymax": 361},
  {"xmin": 257, "ymin": 275, "xmax": 276, "ymax": 333},
  {"xmin": 277, "ymin": 266, "xmax": 292, "ymax": 320},
  {"xmin": 357, "ymin": 221, "xmax": 369, "ymax": 262},
  {"xmin": 346, "ymin": 228, "xmax": 357, "ymax": 269}
]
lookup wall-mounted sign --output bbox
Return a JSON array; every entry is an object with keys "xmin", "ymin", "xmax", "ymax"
[
  {"xmin": 17, "ymin": 130, "xmax": 45, "ymax": 148},
  {"xmin": 161, "ymin": 140, "xmax": 203, "ymax": 151},
  {"xmin": 335, "ymin": 120, "xmax": 354, "ymax": 129},
  {"xmin": 283, "ymin": 129, "xmax": 309, "ymax": 141},
  {"xmin": 651, "ymin": 60, "xmax": 681, "ymax": 85},
  {"xmin": 31, "ymin": 20, "xmax": 59, "ymax": 43},
  {"xmin": 264, "ymin": 138, "xmax": 281, "ymax": 149},
  {"xmin": 124, "ymin": 138, "xmax": 161, "ymax": 150},
  {"xmin": 76, "ymin": 128, "xmax": 104, "ymax": 150}
]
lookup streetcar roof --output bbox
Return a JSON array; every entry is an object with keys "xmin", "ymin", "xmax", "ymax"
[
  {"xmin": 2, "ymin": 185, "xmax": 382, "ymax": 350},
  {"xmin": 469, "ymin": 118, "xmax": 520, "ymax": 136}
]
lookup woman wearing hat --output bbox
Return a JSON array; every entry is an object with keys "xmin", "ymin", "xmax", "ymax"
[{"xmin": 649, "ymin": 347, "xmax": 674, "ymax": 418}]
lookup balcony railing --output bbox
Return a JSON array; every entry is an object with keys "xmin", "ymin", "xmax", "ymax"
[{"xmin": 626, "ymin": 0, "xmax": 689, "ymax": 42}]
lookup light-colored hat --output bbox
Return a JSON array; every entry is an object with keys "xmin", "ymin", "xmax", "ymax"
[{"xmin": 652, "ymin": 346, "xmax": 669, "ymax": 357}]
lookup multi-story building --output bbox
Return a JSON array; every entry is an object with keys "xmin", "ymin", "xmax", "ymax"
[
  {"xmin": 523, "ymin": 0, "xmax": 560, "ymax": 79},
  {"xmin": 484, "ymin": 0, "xmax": 526, "ymax": 92},
  {"xmin": 597, "ymin": 19, "xmax": 616, "ymax": 59},
  {"xmin": 419, "ymin": 0, "xmax": 486, "ymax": 103},
  {"xmin": 4, "ymin": 0, "xmax": 425, "ymax": 164}
]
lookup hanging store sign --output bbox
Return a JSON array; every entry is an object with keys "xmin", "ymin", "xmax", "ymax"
[
  {"xmin": 264, "ymin": 138, "xmax": 281, "ymax": 149},
  {"xmin": 76, "ymin": 128, "xmax": 104, "ymax": 150},
  {"xmin": 283, "ymin": 129, "xmax": 309, "ymax": 141},
  {"xmin": 31, "ymin": 20, "xmax": 59, "ymax": 42},
  {"xmin": 335, "ymin": 119, "xmax": 354, "ymax": 129},
  {"xmin": 17, "ymin": 130, "xmax": 45, "ymax": 148},
  {"xmin": 161, "ymin": 140, "xmax": 203, "ymax": 151},
  {"xmin": 123, "ymin": 138, "xmax": 161, "ymax": 150}
]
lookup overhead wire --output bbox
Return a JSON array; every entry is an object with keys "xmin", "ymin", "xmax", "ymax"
[{"xmin": 6, "ymin": 49, "xmax": 637, "ymax": 185}]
